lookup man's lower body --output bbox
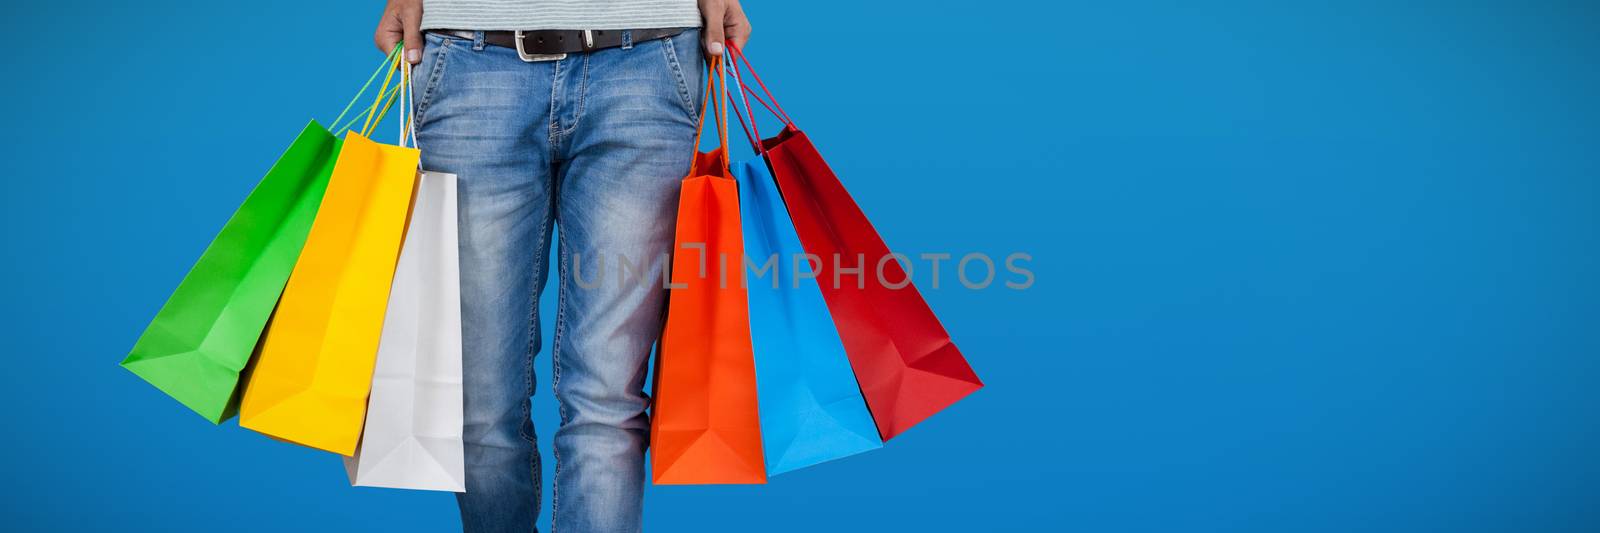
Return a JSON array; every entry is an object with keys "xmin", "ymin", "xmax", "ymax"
[{"xmin": 412, "ymin": 28, "xmax": 704, "ymax": 533}]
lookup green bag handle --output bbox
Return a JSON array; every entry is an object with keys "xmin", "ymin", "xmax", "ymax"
[
  {"xmin": 329, "ymin": 45, "xmax": 405, "ymax": 135},
  {"xmin": 360, "ymin": 55, "xmax": 406, "ymax": 138}
]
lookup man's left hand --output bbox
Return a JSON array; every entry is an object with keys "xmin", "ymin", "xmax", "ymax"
[{"xmin": 699, "ymin": 0, "xmax": 752, "ymax": 56}]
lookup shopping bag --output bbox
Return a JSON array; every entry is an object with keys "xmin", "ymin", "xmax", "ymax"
[
  {"xmin": 121, "ymin": 49, "xmax": 404, "ymax": 423},
  {"xmin": 650, "ymin": 56, "xmax": 766, "ymax": 485},
  {"xmin": 731, "ymin": 45, "xmax": 983, "ymax": 441},
  {"xmin": 120, "ymin": 122, "xmax": 339, "ymax": 423},
  {"xmin": 726, "ymin": 60, "xmax": 881, "ymax": 474},
  {"xmin": 344, "ymin": 170, "xmax": 464, "ymax": 491},
  {"xmin": 240, "ymin": 56, "xmax": 422, "ymax": 455}
]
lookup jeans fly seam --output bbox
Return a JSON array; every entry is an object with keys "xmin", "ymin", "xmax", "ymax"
[
  {"xmin": 558, "ymin": 54, "xmax": 589, "ymax": 137},
  {"xmin": 548, "ymin": 59, "xmax": 564, "ymax": 160}
]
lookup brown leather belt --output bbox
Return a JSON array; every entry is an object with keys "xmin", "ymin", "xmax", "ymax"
[{"xmin": 429, "ymin": 28, "xmax": 691, "ymax": 61}]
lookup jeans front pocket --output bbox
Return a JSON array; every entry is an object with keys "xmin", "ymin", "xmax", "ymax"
[
  {"xmin": 658, "ymin": 29, "xmax": 703, "ymax": 121},
  {"xmin": 412, "ymin": 33, "xmax": 454, "ymax": 129}
]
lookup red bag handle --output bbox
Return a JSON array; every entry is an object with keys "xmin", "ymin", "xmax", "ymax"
[
  {"xmin": 726, "ymin": 50, "xmax": 766, "ymax": 156},
  {"xmin": 726, "ymin": 43, "xmax": 794, "ymax": 127}
]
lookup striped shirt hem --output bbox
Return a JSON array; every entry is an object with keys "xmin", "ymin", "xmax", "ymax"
[{"xmin": 421, "ymin": 0, "xmax": 703, "ymax": 31}]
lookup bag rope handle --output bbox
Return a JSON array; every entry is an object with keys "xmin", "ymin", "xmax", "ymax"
[
  {"xmin": 690, "ymin": 54, "xmax": 731, "ymax": 167},
  {"xmin": 329, "ymin": 45, "xmax": 402, "ymax": 133},
  {"xmin": 727, "ymin": 43, "xmax": 793, "ymax": 127},
  {"xmin": 726, "ymin": 54, "xmax": 765, "ymax": 156}
]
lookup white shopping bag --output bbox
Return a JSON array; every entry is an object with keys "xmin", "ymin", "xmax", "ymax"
[{"xmin": 344, "ymin": 170, "xmax": 465, "ymax": 492}]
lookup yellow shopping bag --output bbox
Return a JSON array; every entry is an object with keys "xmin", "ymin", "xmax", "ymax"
[{"xmin": 239, "ymin": 55, "xmax": 421, "ymax": 455}]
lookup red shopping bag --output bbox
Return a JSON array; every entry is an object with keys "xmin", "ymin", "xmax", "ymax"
[
  {"xmin": 731, "ymin": 45, "xmax": 982, "ymax": 441},
  {"xmin": 650, "ymin": 56, "xmax": 766, "ymax": 485}
]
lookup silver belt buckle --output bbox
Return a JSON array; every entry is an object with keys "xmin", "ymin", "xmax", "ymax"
[{"xmin": 514, "ymin": 30, "xmax": 567, "ymax": 62}]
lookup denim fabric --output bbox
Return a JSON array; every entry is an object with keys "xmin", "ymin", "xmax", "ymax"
[{"xmin": 412, "ymin": 29, "xmax": 704, "ymax": 533}]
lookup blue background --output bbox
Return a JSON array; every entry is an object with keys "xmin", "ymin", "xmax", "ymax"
[{"xmin": 5, "ymin": 1, "xmax": 1597, "ymax": 531}]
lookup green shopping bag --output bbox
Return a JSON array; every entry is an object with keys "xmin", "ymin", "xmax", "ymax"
[
  {"xmin": 121, "ymin": 49, "xmax": 401, "ymax": 423},
  {"xmin": 122, "ymin": 122, "xmax": 339, "ymax": 423}
]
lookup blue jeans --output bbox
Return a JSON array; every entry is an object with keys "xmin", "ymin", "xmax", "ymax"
[{"xmin": 412, "ymin": 29, "xmax": 704, "ymax": 533}]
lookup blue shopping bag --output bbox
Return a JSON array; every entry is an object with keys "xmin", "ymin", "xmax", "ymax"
[
  {"xmin": 734, "ymin": 156, "xmax": 883, "ymax": 475},
  {"xmin": 726, "ymin": 50, "xmax": 883, "ymax": 472},
  {"xmin": 723, "ymin": 54, "xmax": 881, "ymax": 474}
]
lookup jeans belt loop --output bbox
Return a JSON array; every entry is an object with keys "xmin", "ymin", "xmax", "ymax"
[
  {"xmin": 472, "ymin": 31, "xmax": 486, "ymax": 51},
  {"xmin": 621, "ymin": 29, "xmax": 634, "ymax": 50}
]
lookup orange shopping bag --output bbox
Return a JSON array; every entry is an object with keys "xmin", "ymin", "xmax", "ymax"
[{"xmin": 650, "ymin": 56, "xmax": 766, "ymax": 485}]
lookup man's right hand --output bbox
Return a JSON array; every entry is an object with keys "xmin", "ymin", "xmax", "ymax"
[{"xmin": 375, "ymin": 0, "xmax": 424, "ymax": 64}]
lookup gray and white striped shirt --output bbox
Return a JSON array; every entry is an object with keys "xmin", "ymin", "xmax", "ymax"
[{"xmin": 421, "ymin": 0, "xmax": 703, "ymax": 31}]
